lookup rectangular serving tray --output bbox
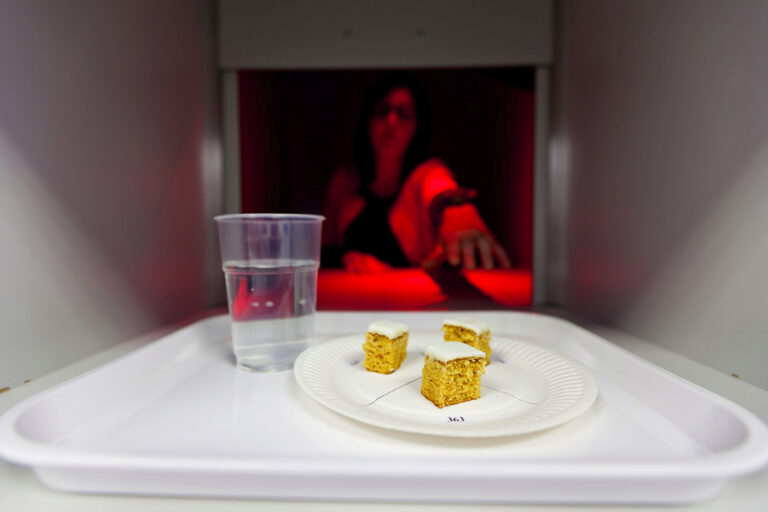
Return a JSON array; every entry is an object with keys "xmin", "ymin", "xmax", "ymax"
[{"xmin": 1, "ymin": 311, "xmax": 766, "ymax": 504}]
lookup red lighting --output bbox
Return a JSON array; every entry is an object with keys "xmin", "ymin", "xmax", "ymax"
[
  {"xmin": 318, "ymin": 269, "xmax": 446, "ymax": 310},
  {"xmin": 460, "ymin": 269, "xmax": 532, "ymax": 307},
  {"xmin": 317, "ymin": 268, "xmax": 531, "ymax": 311}
]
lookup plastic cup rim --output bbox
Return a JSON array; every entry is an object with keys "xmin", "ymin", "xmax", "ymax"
[{"xmin": 214, "ymin": 213, "xmax": 325, "ymax": 223}]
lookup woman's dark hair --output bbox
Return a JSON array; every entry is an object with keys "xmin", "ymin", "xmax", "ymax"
[{"xmin": 352, "ymin": 72, "xmax": 433, "ymax": 190}]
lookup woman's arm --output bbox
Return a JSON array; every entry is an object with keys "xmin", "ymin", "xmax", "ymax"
[
  {"xmin": 435, "ymin": 207, "xmax": 511, "ymax": 269},
  {"xmin": 410, "ymin": 160, "xmax": 511, "ymax": 270}
]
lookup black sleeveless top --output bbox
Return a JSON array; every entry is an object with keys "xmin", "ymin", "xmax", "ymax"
[{"xmin": 343, "ymin": 189, "xmax": 410, "ymax": 267}]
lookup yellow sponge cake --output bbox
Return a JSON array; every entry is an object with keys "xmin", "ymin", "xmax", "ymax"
[
  {"xmin": 363, "ymin": 320, "xmax": 409, "ymax": 374},
  {"xmin": 442, "ymin": 317, "xmax": 492, "ymax": 363},
  {"xmin": 421, "ymin": 342, "xmax": 486, "ymax": 408}
]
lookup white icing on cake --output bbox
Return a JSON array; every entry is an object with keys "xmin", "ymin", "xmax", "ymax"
[
  {"xmin": 425, "ymin": 342, "xmax": 485, "ymax": 362},
  {"xmin": 443, "ymin": 317, "xmax": 490, "ymax": 335},
  {"xmin": 367, "ymin": 320, "xmax": 408, "ymax": 339}
]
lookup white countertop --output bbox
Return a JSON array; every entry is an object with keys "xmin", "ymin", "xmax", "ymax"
[{"xmin": 1, "ymin": 311, "xmax": 767, "ymax": 511}]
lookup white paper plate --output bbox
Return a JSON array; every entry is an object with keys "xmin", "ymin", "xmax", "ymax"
[{"xmin": 294, "ymin": 331, "xmax": 598, "ymax": 437}]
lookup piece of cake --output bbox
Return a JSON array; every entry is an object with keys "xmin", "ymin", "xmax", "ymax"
[
  {"xmin": 420, "ymin": 342, "xmax": 486, "ymax": 408},
  {"xmin": 441, "ymin": 317, "xmax": 492, "ymax": 363},
  {"xmin": 363, "ymin": 320, "xmax": 409, "ymax": 374}
]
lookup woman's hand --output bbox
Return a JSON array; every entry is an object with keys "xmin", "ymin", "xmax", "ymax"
[
  {"xmin": 342, "ymin": 251, "xmax": 393, "ymax": 274},
  {"xmin": 422, "ymin": 229, "xmax": 511, "ymax": 270}
]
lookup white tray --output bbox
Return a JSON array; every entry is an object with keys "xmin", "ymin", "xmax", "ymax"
[{"xmin": 0, "ymin": 311, "xmax": 766, "ymax": 505}]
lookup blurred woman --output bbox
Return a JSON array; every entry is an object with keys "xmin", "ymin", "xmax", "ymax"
[{"xmin": 323, "ymin": 72, "xmax": 510, "ymax": 274}]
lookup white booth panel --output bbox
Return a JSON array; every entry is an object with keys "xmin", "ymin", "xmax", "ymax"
[
  {"xmin": 218, "ymin": 0, "xmax": 553, "ymax": 69},
  {"xmin": 0, "ymin": 0, "xmax": 220, "ymax": 389},
  {"xmin": 557, "ymin": 0, "xmax": 768, "ymax": 389}
]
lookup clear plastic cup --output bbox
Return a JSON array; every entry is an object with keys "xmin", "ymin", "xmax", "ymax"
[{"xmin": 214, "ymin": 214, "xmax": 324, "ymax": 372}]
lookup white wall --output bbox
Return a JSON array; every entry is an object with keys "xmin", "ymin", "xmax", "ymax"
[
  {"xmin": 218, "ymin": 0, "xmax": 552, "ymax": 69},
  {"xmin": 0, "ymin": 1, "xmax": 220, "ymax": 389},
  {"xmin": 557, "ymin": 0, "xmax": 768, "ymax": 388}
]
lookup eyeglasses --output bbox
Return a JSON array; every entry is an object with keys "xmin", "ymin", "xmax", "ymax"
[{"xmin": 371, "ymin": 104, "xmax": 415, "ymax": 122}]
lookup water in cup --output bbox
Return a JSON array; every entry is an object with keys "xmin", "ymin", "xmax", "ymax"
[
  {"xmin": 215, "ymin": 213, "xmax": 324, "ymax": 372},
  {"xmin": 224, "ymin": 259, "xmax": 318, "ymax": 372}
]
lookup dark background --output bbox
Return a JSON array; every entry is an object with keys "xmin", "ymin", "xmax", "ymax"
[{"xmin": 238, "ymin": 68, "xmax": 534, "ymax": 269}]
